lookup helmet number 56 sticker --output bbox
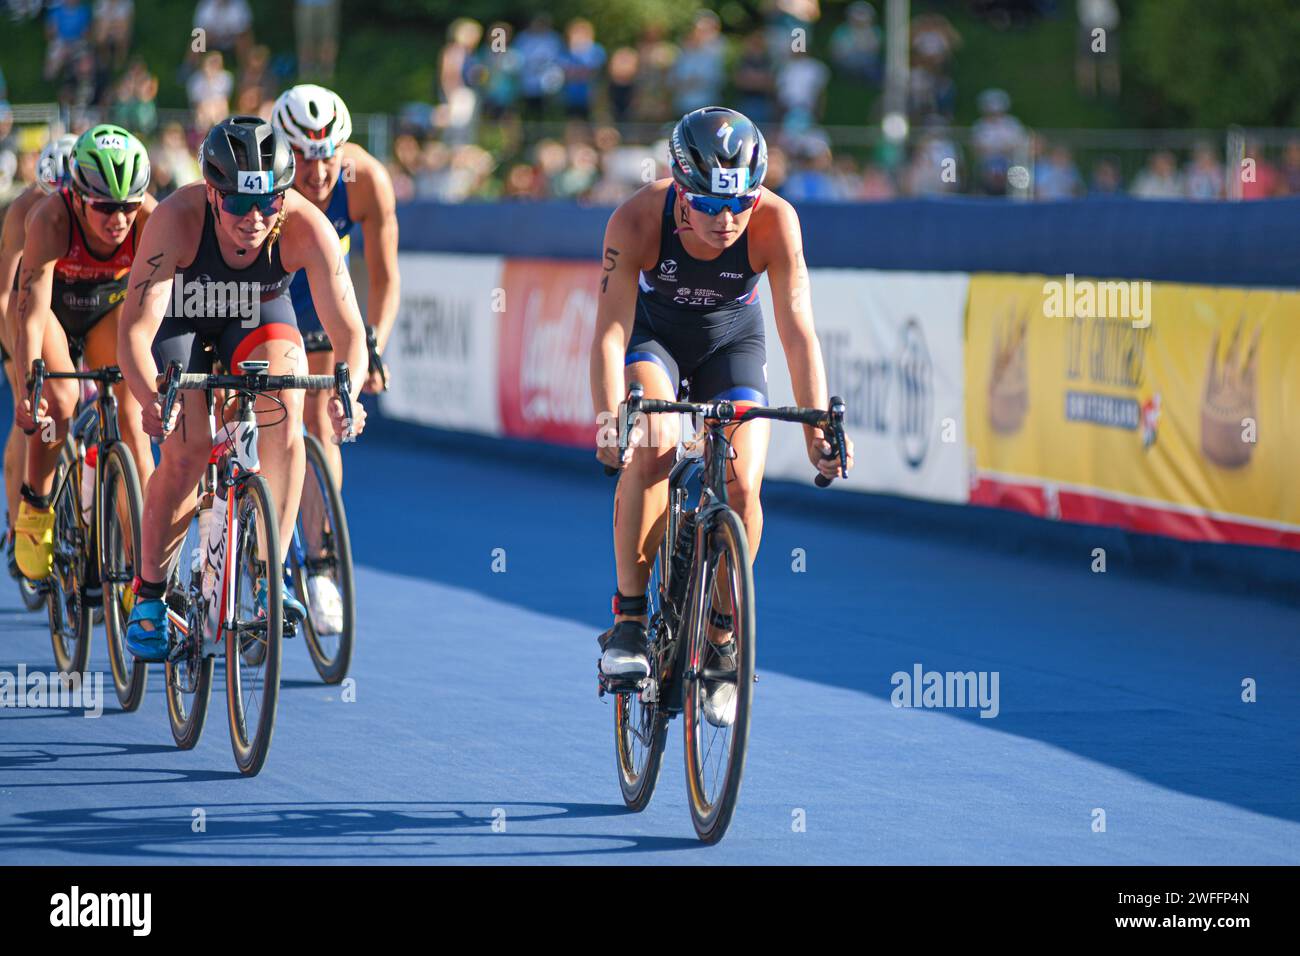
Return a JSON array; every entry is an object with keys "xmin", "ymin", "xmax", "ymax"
[{"xmin": 711, "ymin": 167, "xmax": 748, "ymax": 195}]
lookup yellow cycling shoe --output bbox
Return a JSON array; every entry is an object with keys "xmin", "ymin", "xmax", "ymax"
[
  {"xmin": 14, "ymin": 501, "xmax": 55, "ymax": 581},
  {"xmin": 119, "ymin": 583, "xmax": 136, "ymax": 618}
]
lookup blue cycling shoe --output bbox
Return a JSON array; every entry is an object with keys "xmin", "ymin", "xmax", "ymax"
[
  {"xmin": 254, "ymin": 577, "xmax": 306, "ymax": 629},
  {"xmin": 126, "ymin": 598, "xmax": 170, "ymax": 662}
]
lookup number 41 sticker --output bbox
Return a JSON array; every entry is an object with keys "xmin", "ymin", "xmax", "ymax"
[{"xmin": 237, "ymin": 170, "xmax": 273, "ymax": 193}]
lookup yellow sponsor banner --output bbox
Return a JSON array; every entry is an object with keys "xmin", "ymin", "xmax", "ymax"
[{"xmin": 965, "ymin": 273, "xmax": 1300, "ymax": 539}]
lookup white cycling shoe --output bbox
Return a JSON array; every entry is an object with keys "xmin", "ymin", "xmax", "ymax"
[
  {"xmin": 306, "ymin": 574, "xmax": 345, "ymax": 634},
  {"xmin": 702, "ymin": 640, "xmax": 738, "ymax": 728}
]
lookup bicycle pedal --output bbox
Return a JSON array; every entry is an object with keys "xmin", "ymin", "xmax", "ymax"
[
  {"xmin": 598, "ymin": 669, "xmax": 648, "ymax": 697},
  {"xmin": 83, "ymin": 586, "xmax": 103, "ymax": 608}
]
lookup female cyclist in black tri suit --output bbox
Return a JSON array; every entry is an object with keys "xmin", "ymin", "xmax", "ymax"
[
  {"xmin": 117, "ymin": 116, "xmax": 368, "ymax": 661},
  {"xmin": 591, "ymin": 106, "xmax": 853, "ymax": 725}
]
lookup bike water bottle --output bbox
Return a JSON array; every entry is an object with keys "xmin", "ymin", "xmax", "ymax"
[
  {"xmin": 201, "ymin": 476, "xmax": 229, "ymax": 634},
  {"xmin": 79, "ymin": 445, "xmax": 98, "ymax": 525},
  {"xmin": 193, "ymin": 500, "xmax": 212, "ymax": 577}
]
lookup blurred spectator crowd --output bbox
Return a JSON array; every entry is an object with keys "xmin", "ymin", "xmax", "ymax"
[
  {"xmin": 0, "ymin": 0, "xmax": 340, "ymax": 201},
  {"xmin": 2, "ymin": 0, "xmax": 1299, "ymax": 206}
]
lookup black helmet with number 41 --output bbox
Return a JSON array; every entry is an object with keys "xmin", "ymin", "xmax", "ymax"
[
  {"xmin": 669, "ymin": 106, "xmax": 767, "ymax": 200},
  {"xmin": 199, "ymin": 115, "xmax": 295, "ymax": 195}
]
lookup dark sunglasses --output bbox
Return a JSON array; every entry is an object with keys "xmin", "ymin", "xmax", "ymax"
[
  {"xmin": 684, "ymin": 191, "xmax": 760, "ymax": 216},
  {"xmin": 218, "ymin": 190, "xmax": 285, "ymax": 217},
  {"xmin": 85, "ymin": 199, "xmax": 142, "ymax": 216}
]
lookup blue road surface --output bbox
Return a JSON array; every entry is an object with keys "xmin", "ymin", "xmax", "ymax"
[{"xmin": 1, "ymin": 428, "xmax": 1298, "ymax": 864}]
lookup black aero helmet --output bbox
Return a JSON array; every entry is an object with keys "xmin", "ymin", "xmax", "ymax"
[
  {"xmin": 200, "ymin": 115, "xmax": 295, "ymax": 194},
  {"xmin": 669, "ymin": 106, "xmax": 767, "ymax": 197}
]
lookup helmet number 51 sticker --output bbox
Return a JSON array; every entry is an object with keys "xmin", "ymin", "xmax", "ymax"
[{"xmin": 711, "ymin": 167, "xmax": 748, "ymax": 195}]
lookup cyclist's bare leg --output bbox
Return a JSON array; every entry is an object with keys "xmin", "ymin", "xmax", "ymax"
[
  {"xmin": 139, "ymin": 387, "xmax": 211, "ymax": 582},
  {"xmin": 300, "ymin": 347, "xmax": 338, "ymax": 557},
  {"xmin": 85, "ymin": 307, "xmax": 155, "ymax": 487},
  {"xmin": 612, "ymin": 361, "xmax": 680, "ymax": 625},
  {"xmin": 707, "ymin": 415, "xmax": 770, "ymax": 645},
  {"xmin": 4, "ymin": 358, "xmax": 26, "ymax": 532},
  {"xmin": 243, "ymin": 338, "xmax": 306, "ymax": 561},
  {"xmin": 23, "ymin": 317, "xmax": 79, "ymax": 497}
]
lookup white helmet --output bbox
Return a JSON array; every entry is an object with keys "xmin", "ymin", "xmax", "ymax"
[
  {"xmin": 272, "ymin": 84, "xmax": 352, "ymax": 160},
  {"xmin": 37, "ymin": 134, "xmax": 79, "ymax": 194}
]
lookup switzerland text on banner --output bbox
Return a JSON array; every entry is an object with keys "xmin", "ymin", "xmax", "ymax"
[{"xmin": 965, "ymin": 274, "xmax": 1300, "ymax": 548}]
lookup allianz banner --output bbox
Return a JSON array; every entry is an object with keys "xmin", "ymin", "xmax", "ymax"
[
  {"xmin": 966, "ymin": 274, "xmax": 1300, "ymax": 548},
  {"xmin": 762, "ymin": 270, "xmax": 971, "ymax": 503},
  {"xmin": 380, "ymin": 253, "xmax": 502, "ymax": 435}
]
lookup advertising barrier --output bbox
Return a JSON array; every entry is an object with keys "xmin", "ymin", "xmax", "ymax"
[
  {"xmin": 378, "ymin": 248, "xmax": 1300, "ymax": 555},
  {"xmin": 380, "ymin": 253, "xmax": 503, "ymax": 435},
  {"xmin": 497, "ymin": 258, "xmax": 601, "ymax": 447},
  {"xmin": 761, "ymin": 270, "xmax": 970, "ymax": 502},
  {"xmin": 966, "ymin": 274, "xmax": 1300, "ymax": 549}
]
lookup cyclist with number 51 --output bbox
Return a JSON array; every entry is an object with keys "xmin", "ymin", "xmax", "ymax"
[
  {"xmin": 591, "ymin": 107, "xmax": 854, "ymax": 723},
  {"xmin": 117, "ymin": 116, "xmax": 368, "ymax": 662}
]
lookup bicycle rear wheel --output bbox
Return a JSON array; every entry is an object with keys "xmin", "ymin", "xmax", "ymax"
[
  {"xmin": 99, "ymin": 442, "xmax": 147, "ymax": 710},
  {"xmin": 291, "ymin": 432, "xmax": 356, "ymax": 684},
  {"xmin": 47, "ymin": 459, "xmax": 91, "ymax": 675},
  {"xmin": 165, "ymin": 511, "xmax": 213, "ymax": 749},
  {"xmin": 682, "ymin": 506, "xmax": 755, "ymax": 844},
  {"xmin": 226, "ymin": 475, "xmax": 282, "ymax": 777}
]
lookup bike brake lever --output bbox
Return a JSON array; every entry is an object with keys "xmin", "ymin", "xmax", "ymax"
[
  {"xmin": 335, "ymin": 362, "xmax": 355, "ymax": 443},
  {"xmin": 605, "ymin": 383, "xmax": 645, "ymax": 477},
  {"xmin": 814, "ymin": 395, "xmax": 847, "ymax": 488},
  {"xmin": 23, "ymin": 359, "xmax": 46, "ymax": 436}
]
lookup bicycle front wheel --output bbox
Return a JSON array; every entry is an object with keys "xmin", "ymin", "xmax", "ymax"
[
  {"xmin": 165, "ymin": 511, "xmax": 213, "ymax": 750},
  {"xmin": 47, "ymin": 459, "xmax": 91, "ymax": 675},
  {"xmin": 226, "ymin": 474, "xmax": 282, "ymax": 777},
  {"xmin": 614, "ymin": 522, "xmax": 671, "ymax": 811},
  {"xmin": 99, "ymin": 442, "xmax": 147, "ymax": 710},
  {"xmin": 292, "ymin": 431, "xmax": 356, "ymax": 684},
  {"xmin": 682, "ymin": 506, "xmax": 756, "ymax": 844}
]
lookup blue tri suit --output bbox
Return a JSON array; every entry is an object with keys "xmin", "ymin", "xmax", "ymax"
[{"xmin": 289, "ymin": 172, "xmax": 355, "ymax": 336}]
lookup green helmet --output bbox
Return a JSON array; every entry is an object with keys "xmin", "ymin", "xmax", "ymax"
[{"xmin": 68, "ymin": 124, "xmax": 151, "ymax": 202}]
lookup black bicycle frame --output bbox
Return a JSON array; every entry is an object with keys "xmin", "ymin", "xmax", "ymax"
[{"xmin": 26, "ymin": 356, "xmax": 128, "ymax": 603}]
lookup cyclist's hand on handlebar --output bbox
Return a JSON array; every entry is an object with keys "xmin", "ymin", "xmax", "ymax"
[
  {"xmin": 361, "ymin": 360, "xmax": 388, "ymax": 395},
  {"xmin": 328, "ymin": 395, "xmax": 366, "ymax": 443},
  {"xmin": 595, "ymin": 416, "xmax": 645, "ymax": 471},
  {"xmin": 596, "ymin": 440, "xmax": 627, "ymax": 472},
  {"xmin": 809, "ymin": 432, "xmax": 854, "ymax": 480},
  {"xmin": 15, "ymin": 397, "xmax": 42, "ymax": 435},
  {"xmin": 143, "ymin": 397, "xmax": 179, "ymax": 440}
]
